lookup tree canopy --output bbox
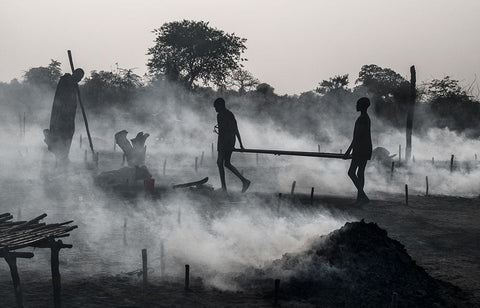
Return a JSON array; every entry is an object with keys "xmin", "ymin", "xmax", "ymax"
[
  {"xmin": 146, "ymin": 20, "xmax": 247, "ymax": 89},
  {"xmin": 23, "ymin": 59, "xmax": 62, "ymax": 88}
]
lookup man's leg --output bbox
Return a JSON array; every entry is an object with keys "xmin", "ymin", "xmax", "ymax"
[
  {"xmin": 224, "ymin": 151, "xmax": 250, "ymax": 193},
  {"xmin": 217, "ymin": 151, "xmax": 227, "ymax": 191},
  {"xmin": 356, "ymin": 160, "xmax": 369, "ymax": 202},
  {"xmin": 348, "ymin": 159, "xmax": 360, "ymax": 190}
]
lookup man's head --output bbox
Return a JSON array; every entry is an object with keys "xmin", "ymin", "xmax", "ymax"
[
  {"xmin": 73, "ymin": 68, "xmax": 85, "ymax": 82},
  {"xmin": 356, "ymin": 97, "xmax": 370, "ymax": 112},
  {"xmin": 214, "ymin": 97, "xmax": 226, "ymax": 112}
]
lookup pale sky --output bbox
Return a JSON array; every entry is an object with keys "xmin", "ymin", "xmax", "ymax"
[{"xmin": 1, "ymin": 0, "xmax": 479, "ymax": 94}]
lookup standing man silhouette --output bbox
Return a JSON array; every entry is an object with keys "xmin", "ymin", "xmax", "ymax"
[
  {"xmin": 44, "ymin": 68, "xmax": 84, "ymax": 163},
  {"xmin": 214, "ymin": 97, "xmax": 250, "ymax": 193},
  {"xmin": 344, "ymin": 97, "xmax": 372, "ymax": 205}
]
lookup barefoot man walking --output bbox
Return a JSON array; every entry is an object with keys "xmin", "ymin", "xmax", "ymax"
[
  {"xmin": 344, "ymin": 97, "xmax": 372, "ymax": 205},
  {"xmin": 214, "ymin": 97, "xmax": 250, "ymax": 193}
]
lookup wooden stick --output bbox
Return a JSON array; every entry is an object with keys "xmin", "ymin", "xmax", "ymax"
[
  {"xmin": 277, "ymin": 193, "xmax": 282, "ymax": 213},
  {"xmin": 290, "ymin": 181, "xmax": 296, "ymax": 198},
  {"xmin": 234, "ymin": 148, "xmax": 350, "ymax": 159},
  {"xmin": 450, "ymin": 155, "xmax": 454, "ymax": 173},
  {"xmin": 142, "ymin": 249, "xmax": 148, "ymax": 287},
  {"xmin": 405, "ymin": 184, "xmax": 409, "ymax": 206},
  {"xmin": 184, "ymin": 264, "xmax": 190, "ymax": 290},
  {"xmin": 200, "ymin": 151, "xmax": 204, "ymax": 165},
  {"xmin": 399, "ymin": 145, "xmax": 402, "ymax": 163},
  {"xmin": 195, "ymin": 157, "xmax": 198, "ymax": 173},
  {"xmin": 163, "ymin": 158, "xmax": 167, "ymax": 176},
  {"xmin": 79, "ymin": 135, "xmax": 82, "ymax": 148},
  {"xmin": 211, "ymin": 143, "xmax": 214, "ymax": 159},
  {"xmin": 425, "ymin": 176, "xmax": 429, "ymax": 196},
  {"xmin": 310, "ymin": 187, "xmax": 314, "ymax": 205},
  {"xmin": 390, "ymin": 162, "xmax": 395, "ymax": 181},
  {"xmin": 318, "ymin": 144, "xmax": 320, "ymax": 153},
  {"xmin": 67, "ymin": 50, "xmax": 95, "ymax": 157}
]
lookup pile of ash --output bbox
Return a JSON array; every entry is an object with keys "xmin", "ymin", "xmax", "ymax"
[{"xmin": 236, "ymin": 220, "xmax": 467, "ymax": 307}]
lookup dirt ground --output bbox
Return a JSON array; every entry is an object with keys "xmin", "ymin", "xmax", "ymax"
[{"xmin": 1, "ymin": 188, "xmax": 479, "ymax": 307}]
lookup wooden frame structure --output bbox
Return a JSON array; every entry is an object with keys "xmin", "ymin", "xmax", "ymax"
[{"xmin": 0, "ymin": 212, "xmax": 77, "ymax": 308}]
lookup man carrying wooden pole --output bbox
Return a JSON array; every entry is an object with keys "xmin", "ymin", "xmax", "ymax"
[{"xmin": 214, "ymin": 97, "xmax": 250, "ymax": 193}]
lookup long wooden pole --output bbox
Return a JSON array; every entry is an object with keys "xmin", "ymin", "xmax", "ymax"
[
  {"xmin": 406, "ymin": 65, "xmax": 416, "ymax": 163},
  {"xmin": 233, "ymin": 148, "xmax": 350, "ymax": 159},
  {"xmin": 67, "ymin": 50, "xmax": 95, "ymax": 157}
]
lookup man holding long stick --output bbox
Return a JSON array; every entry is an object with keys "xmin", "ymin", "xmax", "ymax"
[
  {"xmin": 214, "ymin": 97, "xmax": 250, "ymax": 193},
  {"xmin": 44, "ymin": 68, "xmax": 84, "ymax": 163}
]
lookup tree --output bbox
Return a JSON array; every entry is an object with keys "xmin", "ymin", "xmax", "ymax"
[
  {"xmin": 355, "ymin": 64, "xmax": 410, "ymax": 126},
  {"xmin": 426, "ymin": 76, "xmax": 480, "ymax": 134},
  {"xmin": 82, "ymin": 66, "xmax": 143, "ymax": 109},
  {"xmin": 146, "ymin": 20, "xmax": 247, "ymax": 89},
  {"xmin": 23, "ymin": 59, "xmax": 62, "ymax": 88},
  {"xmin": 427, "ymin": 76, "xmax": 469, "ymax": 101},
  {"xmin": 227, "ymin": 68, "xmax": 259, "ymax": 95},
  {"xmin": 315, "ymin": 74, "xmax": 350, "ymax": 95}
]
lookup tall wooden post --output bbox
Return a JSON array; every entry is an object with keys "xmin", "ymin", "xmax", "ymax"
[
  {"xmin": 142, "ymin": 249, "xmax": 148, "ymax": 287},
  {"xmin": 51, "ymin": 245, "xmax": 61, "ymax": 308},
  {"xmin": 406, "ymin": 65, "xmax": 416, "ymax": 163},
  {"xmin": 5, "ymin": 254, "xmax": 24, "ymax": 308}
]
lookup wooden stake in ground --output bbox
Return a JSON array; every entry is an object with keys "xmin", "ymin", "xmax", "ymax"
[
  {"xmin": 184, "ymin": 264, "xmax": 190, "ymax": 290},
  {"xmin": 406, "ymin": 65, "xmax": 416, "ymax": 163},
  {"xmin": 399, "ymin": 145, "xmax": 402, "ymax": 164},
  {"xmin": 195, "ymin": 157, "xmax": 198, "ymax": 173},
  {"xmin": 277, "ymin": 193, "xmax": 282, "ymax": 213},
  {"xmin": 390, "ymin": 162, "xmax": 395, "ymax": 181},
  {"xmin": 142, "ymin": 249, "xmax": 148, "ymax": 287},
  {"xmin": 163, "ymin": 158, "xmax": 167, "ymax": 176},
  {"xmin": 290, "ymin": 181, "xmax": 296, "ymax": 198},
  {"xmin": 405, "ymin": 184, "xmax": 409, "ymax": 206},
  {"xmin": 310, "ymin": 187, "xmax": 314, "ymax": 205},
  {"xmin": 318, "ymin": 144, "xmax": 320, "ymax": 152},
  {"xmin": 450, "ymin": 155, "xmax": 454, "ymax": 173},
  {"xmin": 200, "ymin": 151, "xmax": 204, "ymax": 165},
  {"xmin": 425, "ymin": 176, "xmax": 429, "ymax": 196}
]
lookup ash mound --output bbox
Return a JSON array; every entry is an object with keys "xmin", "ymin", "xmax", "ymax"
[{"xmin": 237, "ymin": 220, "xmax": 467, "ymax": 307}]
